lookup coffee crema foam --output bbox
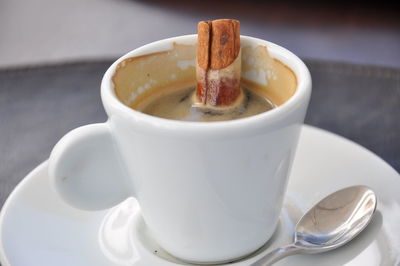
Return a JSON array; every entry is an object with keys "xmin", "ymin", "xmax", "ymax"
[
  {"xmin": 112, "ymin": 42, "xmax": 297, "ymax": 121},
  {"xmin": 140, "ymin": 86, "xmax": 275, "ymax": 122}
]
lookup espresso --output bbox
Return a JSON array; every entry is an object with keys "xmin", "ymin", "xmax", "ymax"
[
  {"xmin": 138, "ymin": 86, "xmax": 275, "ymax": 122},
  {"xmin": 112, "ymin": 43, "xmax": 297, "ymax": 121}
]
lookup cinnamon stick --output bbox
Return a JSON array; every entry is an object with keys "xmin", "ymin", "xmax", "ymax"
[{"xmin": 196, "ymin": 19, "xmax": 242, "ymax": 107}]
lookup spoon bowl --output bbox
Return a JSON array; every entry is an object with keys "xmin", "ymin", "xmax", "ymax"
[{"xmin": 294, "ymin": 185, "xmax": 377, "ymax": 252}]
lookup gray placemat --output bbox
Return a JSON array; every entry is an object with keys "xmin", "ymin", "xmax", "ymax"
[{"xmin": 0, "ymin": 60, "xmax": 399, "ymax": 208}]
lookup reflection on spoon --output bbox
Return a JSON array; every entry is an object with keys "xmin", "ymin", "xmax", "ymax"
[{"xmin": 251, "ymin": 185, "xmax": 377, "ymax": 266}]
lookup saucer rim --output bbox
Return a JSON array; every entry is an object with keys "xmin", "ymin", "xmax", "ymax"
[{"xmin": 0, "ymin": 160, "xmax": 48, "ymax": 266}]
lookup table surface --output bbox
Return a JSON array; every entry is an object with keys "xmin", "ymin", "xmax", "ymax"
[{"xmin": 0, "ymin": 0, "xmax": 399, "ymax": 68}]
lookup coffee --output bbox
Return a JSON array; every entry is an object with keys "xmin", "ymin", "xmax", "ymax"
[
  {"xmin": 112, "ymin": 43, "xmax": 297, "ymax": 122},
  {"xmin": 137, "ymin": 86, "xmax": 275, "ymax": 122}
]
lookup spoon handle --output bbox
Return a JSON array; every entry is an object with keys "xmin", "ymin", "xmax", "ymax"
[{"xmin": 251, "ymin": 244, "xmax": 301, "ymax": 266}]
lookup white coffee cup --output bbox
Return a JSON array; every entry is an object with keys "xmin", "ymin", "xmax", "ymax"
[{"xmin": 49, "ymin": 35, "xmax": 311, "ymax": 264}]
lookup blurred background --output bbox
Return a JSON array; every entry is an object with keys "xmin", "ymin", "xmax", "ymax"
[{"xmin": 1, "ymin": 0, "xmax": 399, "ymax": 68}]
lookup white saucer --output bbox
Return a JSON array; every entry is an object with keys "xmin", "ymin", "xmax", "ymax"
[{"xmin": 1, "ymin": 125, "xmax": 399, "ymax": 266}]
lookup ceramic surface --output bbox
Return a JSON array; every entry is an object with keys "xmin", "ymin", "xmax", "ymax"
[
  {"xmin": 1, "ymin": 126, "xmax": 399, "ymax": 266},
  {"xmin": 49, "ymin": 35, "xmax": 311, "ymax": 263}
]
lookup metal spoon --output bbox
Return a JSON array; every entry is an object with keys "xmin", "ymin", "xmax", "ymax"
[{"xmin": 252, "ymin": 185, "xmax": 377, "ymax": 266}]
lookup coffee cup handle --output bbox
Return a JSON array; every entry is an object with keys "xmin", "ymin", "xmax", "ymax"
[{"xmin": 49, "ymin": 123, "xmax": 132, "ymax": 210}]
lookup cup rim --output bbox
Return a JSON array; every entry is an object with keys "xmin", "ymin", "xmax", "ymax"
[{"xmin": 101, "ymin": 34, "xmax": 311, "ymax": 135}]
